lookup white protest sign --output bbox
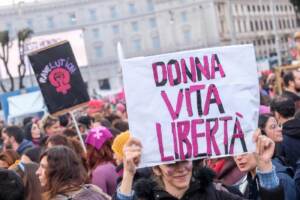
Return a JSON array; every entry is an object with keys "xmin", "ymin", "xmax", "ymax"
[{"xmin": 121, "ymin": 45, "xmax": 259, "ymax": 168}]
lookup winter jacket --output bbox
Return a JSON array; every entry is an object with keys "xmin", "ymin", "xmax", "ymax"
[
  {"xmin": 295, "ymin": 160, "xmax": 300, "ymax": 199},
  {"xmin": 115, "ymin": 168, "xmax": 284, "ymax": 200},
  {"xmin": 272, "ymin": 157, "xmax": 297, "ymax": 200},
  {"xmin": 91, "ymin": 162, "xmax": 118, "ymax": 196},
  {"xmin": 281, "ymin": 118, "xmax": 300, "ymax": 169},
  {"xmin": 17, "ymin": 139, "xmax": 34, "ymax": 155},
  {"xmin": 52, "ymin": 184, "xmax": 111, "ymax": 200}
]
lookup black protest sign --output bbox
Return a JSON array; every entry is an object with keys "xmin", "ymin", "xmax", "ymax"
[{"xmin": 28, "ymin": 41, "xmax": 89, "ymax": 114}]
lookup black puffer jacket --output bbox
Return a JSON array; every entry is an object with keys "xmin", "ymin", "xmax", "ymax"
[{"xmin": 126, "ymin": 168, "xmax": 284, "ymax": 200}]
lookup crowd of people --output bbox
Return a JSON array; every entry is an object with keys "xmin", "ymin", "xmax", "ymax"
[{"xmin": 0, "ymin": 68, "xmax": 300, "ymax": 200}]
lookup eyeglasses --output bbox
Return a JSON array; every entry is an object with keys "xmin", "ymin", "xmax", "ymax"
[{"xmin": 269, "ymin": 123, "xmax": 282, "ymax": 130}]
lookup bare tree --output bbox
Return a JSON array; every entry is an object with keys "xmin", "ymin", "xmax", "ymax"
[
  {"xmin": 17, "ymin": 28, "xmax": 33, "ymax": 89},
  {"xmin": 0, "ymin": 30, "xmax": 14, "ymax": 92}
]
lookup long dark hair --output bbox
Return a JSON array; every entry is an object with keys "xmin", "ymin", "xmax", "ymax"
[
  {"xmin": 40, "ymin": 146, "xmax": 87, "ymax": 199},
  {"xmin": 14, "ymin": 162, "xmax": 42, "ymax": 200},
  {"xmin": 258, "ymin": 113, "xmax": 274, "ymax": 135}
]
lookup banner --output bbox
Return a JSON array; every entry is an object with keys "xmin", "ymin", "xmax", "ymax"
[
  {"xmin": 121, "ymin": 45, "xmax": 259, "ymax": 167},
  {"xmin": 0, "ymin": 29, "xmax": 88, "ymax": 79},
  {"xmin": 28, "ymin": 41, "xmax": 89, "ymax": 114}
]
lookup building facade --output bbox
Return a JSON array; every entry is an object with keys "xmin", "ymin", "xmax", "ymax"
[{"xmin": 0, "ymin": 0, "xmax": 297, "ymax": 95}]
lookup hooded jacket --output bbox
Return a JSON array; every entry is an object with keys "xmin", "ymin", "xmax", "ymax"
[
  {"xmin": 281, "ymin": 118, "xmax": 300, "ymax": 169},
  {"xmin": 17, "ymin": 139, "xmax": 34, "ymax": 155},
  {"xmin": 272, "ymin": 157, "xmax": 297, "ymax": 200},
  {"xmin": 118, "ymin": 168, "xmax": 284, "ymax": 200}
]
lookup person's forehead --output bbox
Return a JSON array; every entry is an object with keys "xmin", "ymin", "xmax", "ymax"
[
  {"xmin": 293, "ymin": 70, "xmax": 300, "ymax": 76},
  {"xmin": 41, "ymin": 156, "xmax": 48, "ymax": 165}
]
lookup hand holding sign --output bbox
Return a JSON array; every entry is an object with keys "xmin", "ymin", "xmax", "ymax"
[
  {"xmin": 120, "ymin": 138, "xmax": 142, "ymax": 196},
  {"xmin": 123, "ymin": 138, "xmax": 142, "ymax": 175},
  {"xmin": 253, "ymin": 129, "xmax": 275, "ymax": 172},
  {"xmin": 121, "ymin": 44, "xmax": 259, "ymax": 167}
]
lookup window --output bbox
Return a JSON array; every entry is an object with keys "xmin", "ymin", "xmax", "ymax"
[
  {"xmin": 98, "ymin": 79, "xmax": 111, "ymax": 90},
  {"xmin": 278, "ymin": 19, "xmax": 282, "ymax": 29},
  {"xmin": 243, "ymin": 20, "xmax": 247, "ymax": 32},
  {"xmin": 247, "ymin": 5, "xmax": 251, "ymax": 12},
  {"xmin": 152, "ymin": 36, "xmax": 160, "ymax": 49},
  {"xmin": 257, "ymin": 5, "xmax": 260, "ymax": 12},
  {"xmin": 27, "ymin": 19, "xmax": 33, "ymax": 29},
  {"xmin": 132, "ymin": 39, "xmax": 141, "ymax": 51},
  {"xmin": 68, "ymin": 12, "xmax": 77, "ymax": 25},
  {"xmin": 265, "ymin": 20, "xmax": 269, "ymax": 30},
  {"xmin": 262, "ymin": 5, "xmax": 265, "ymax": 12},
  {"xmin": 252, "ymin": 5, "xmax": 256, "ymax": 12},
  {"xmin": 110, "ymin": 6, "xmax": 118, "ymax": 18},
  {"xmin": 257, "ymin": 39, "xmax": 261, "ymax": 46},
  {"xmin": 47, "ymin": 16, "xmax": 55, "ymax": 28},
  {"xmin": 241, "ymin": 5, "xmax": 244, "ymax": 13},
  {"xmin": 131, "ymin": 21, "xmax": 139, "ymax": 32},
  {"xmin": 183, "ymin": 29, "xmax": 191, "ymax": 42},
  {"xmin": 237, "ymin": 20, "xmax": 241, "ymax": 32},
  {"xmin": 147, "ymin": 0, "xmax": 154, "ymax": 11},
  {"xmin": 283, "ymin": 20, "xmax": 286, "ymax": 29},
  {"xmin": 255, "ymin": 20, "xmax": 259, "ymax": 30},
  {"xmin": 269, "ymin": 20, "xmax": 273, "ymax": 30},
  {"xmin": 287, "ymin": 19, "xmax": 291, "ymax": 29},
  {"xmin": 94, "ymin": 46, "xmax": 103, "ymax": 57},
  {"xmin": 267, "ymin": 5, "xmax": 270, "ymax": 11},
  {"xmin": 292, "ymin": 19, "xmax": 295, "ymax": 28},
  {"xmin": 112, "ymin": 24, "xmax": 120, "ymax": 34},
  {"xmin": 92, "ymin": 28, "xmax": 100, "ymax": 38},
  {"xmin": 181, "ymin": 11, "xmax": 187, "ymax": 23},
  {"xmin": 89, "ymin": 9, "xmax": 97, "ymax": 21},
  {"xmin": 128, "ymin": 3, "xmax": 136, "ymax": 15},
  {"xmin": 149, "ymin": 17, "xmax": 157, "ymax": 28},
  {"xmin": 260, "ymin": 21, "xmax": 264, "ymax": 30},
  {"xmin": 250, "ymin": 21, "xmax": 254, "ymax": 31}
]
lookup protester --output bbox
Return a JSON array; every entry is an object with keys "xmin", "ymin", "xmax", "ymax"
[
  {"xmin": 1, "ymin": 126, "xmax": 34, "ymax": 155},
  {"xmin": 86, "ymin": 126, "xmax": 118, "ymax": 196},
  {"xmin": 0, "ymin": 168, "xmax": 25, "ymax": 200},
  {"xmin": 21, "ymin": 147, "xmax": 42, "ymax": 164},
  {"xmin": 36, "ymin": 145, "xmax": 110, "ymax": 200},
  {"xmin": 111, "ymin": 131, "xmax": 151, "ymax": 184},
  {"xmin": 112, "ymin": 120, "xmax": 129, "ymax": 132},
  {"xmin": 46, "ymin": 134, "xmax": 89, "ymax": 172},
  {"xmin": 24, "ymin": 122, "xmax": 42, "ymax": 146},
  {"xmin": 116, "ymin": 130, "xmax": 284, "ymax": 200},
  {"xmin": 271, "ymin": 96, "xmax": 300, "ymax": 169},
  {"xmin": 41, "ymin": 115, "xmax": 62, "ymax": 137},
  {"xmin": 87, "ymin": 99, "xmax": 104, "ymax": 118},
  {"xmin": 12, "ymin": 162, "xmax": 42, "ymax": 200},
  {"xmin": 282, "ymin": 70, "xmax": 300, "ymax": 110},
  {"xmin": 0, "ymin": 149, "xmax": 20, "ymax": 169},
  {"xmin": 206, "ymin": 157, "xmax": 245, "ymax": 186}
]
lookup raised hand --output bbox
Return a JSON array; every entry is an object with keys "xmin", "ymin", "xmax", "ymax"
[
  {"xmin": 120, "ymin": 137, "xmax": 142, "ymax": 195},
  {"xmin": 123, "ymin": 137, "xmax": 142, "ymax": 175},
  {"xmin": 253, "ymin": 129, "xmax": 275, "ymax": 172}
]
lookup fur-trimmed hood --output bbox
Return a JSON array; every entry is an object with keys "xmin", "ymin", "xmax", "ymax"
[{"xmin": 133, "ymin": 167, "xmax": 216, "ymax": 200}]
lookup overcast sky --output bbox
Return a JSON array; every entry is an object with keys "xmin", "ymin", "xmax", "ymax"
[{"xmin": 0, "ymin": 0, "xmax": 45, "ymax": 6}]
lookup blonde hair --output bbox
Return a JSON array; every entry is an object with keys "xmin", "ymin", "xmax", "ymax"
[{"xmin": 41, "ymin": 114, "xmax": 59, "ymax": 132}]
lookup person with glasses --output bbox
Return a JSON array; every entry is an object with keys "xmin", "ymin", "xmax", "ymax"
[{"xmin": 116, "ymin": 130, "xmax": 284, "ymax": 200}]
